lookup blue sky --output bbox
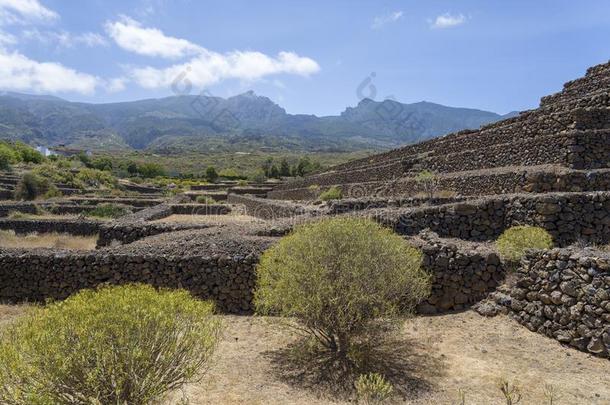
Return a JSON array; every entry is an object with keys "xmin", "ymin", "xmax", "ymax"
[{"xmin": 0, "ymin": 0, "xmax": 609, "ymax": 116}]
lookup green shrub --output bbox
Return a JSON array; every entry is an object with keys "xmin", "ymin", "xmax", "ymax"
[
  {"xmin": 255, "ymin": 218, "xmax": 430, "ymax": 357},
  {"xmin": 32, "ymin": 164, "xmax": 79, "ymax": 188},
  {"xmin": 496, "ymin": 226, "xmax": 553, "ymax": 262},
  {"xmin": 196, "ymin": 195, "xmax": 217, "ymax": 204},
  {"xmin": 87, "ymin": 203, "xmax": 132, "ymax": 219},
  {"xmin": 13, "ymin": 142, "xmax": 44, "ymax": 164},
  {"xmin": 137, "ymin": 162, "xmax": 167, "ymax": 178},
  {"xmin": 415, "ymin": 170, "xmax": 437, "ymax": 199},
  {"xmin": 319, "ymin": 185, "xmax": 342, "ymax": 201},
  {"xmin": 76, "ymin": 168, "xmax": 118, "ymax": 189},
  {"xmin": 0, "ymin": 143, "xmax": 18, "ymax": 170},
  {"xmin": 14, "ymin": 173, "xmax": 52, "ymax": 201},
  {"xmin": 0, "ymin": 284, "xmax": 223, "ymax": 405},
  {"xmin": 355, "ymin": 373, "xmax": 393, "ymax": 404}
]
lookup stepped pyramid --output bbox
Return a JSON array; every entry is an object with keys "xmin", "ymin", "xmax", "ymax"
[{"xmin": 271, "ymin": 61, "xmax": 610, "ymax": 200}]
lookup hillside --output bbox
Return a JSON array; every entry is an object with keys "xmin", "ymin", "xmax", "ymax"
[{"xmin": 0, "ymin": 91, "xmax": 514, "ymax": 153}]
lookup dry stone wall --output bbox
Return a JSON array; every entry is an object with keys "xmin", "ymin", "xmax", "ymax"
[
  {"xmin": 0, "ymin": 249, "xmax": 260, "ymax": 313},
  {"xmin": 0, "ymin": 218, "xmax": 102, "ymax": 236},
  {"xmin": 505, "ymin": 248, "xmax": 610, "ymax": 358},
  {"xmin": 377, "ymin": 192, "xmax": 610, "ymax": 246},
  {"xmin": 410, "ymin": 232, "xmax": 505, "ymax": 314}
]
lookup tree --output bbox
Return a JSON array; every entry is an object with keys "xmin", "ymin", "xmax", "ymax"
[
  {"xmin": 279, "ymin": 158, "xmax": 291, "ymax": 177},
  {"xmin": 137, "ymin": 163, "xmax": 166, "ymax": 178},
  {"xmin": 255, "ymin": 218, "xmax": 430, "ymax": 358},
  {"xmin": 262, "ymin": 157, "xmax": 274, "ymax": 177},
  {"xmin": 205, "ymin": 166, "xmax": 219, "ymax": 182},
  {"xmin": 269, "ymin": 164, "xmax": 280, "ymax": 179},
  {"xmin": 415, "ymin": 170, "xmax": 438, "ymax": 200}
]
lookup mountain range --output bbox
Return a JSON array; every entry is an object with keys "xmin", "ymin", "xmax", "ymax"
[{"xmin": 0, "ymin": 91, "xmax": 518, "ymax": 154}]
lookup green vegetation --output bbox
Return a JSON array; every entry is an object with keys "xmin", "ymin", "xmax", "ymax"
[
  {"xmin": 14, "ymin": 173, "xmax": 57, "ymax": 201},
  {"xmin": 319, "ymin": 185, "xmax": 342, "ymax": 201},
  {"xmin": 87, "ymin": 203, "xmax": 132, "ymax": 219},
  {"xmin": 0, "ymin": 141, "xmax": 44, "ymax": 170},
  {"xmin": 496, "ymin": 226, "xmax": 554, "ymax": 262},
  {"xmin": 205, "ymin": 166, "xmax": 219, "ymax": 182},
  {"xmin": 255, "ymin": 218, "xmax": 430, "ymax": 357},
  {"xmin": 196, "ymin": 195, "xmax": 217, "ymax": 204},
  {"xmin": 355, "ymin": 373, "xmax": 393, "ymax": 404},
  {"xmin": 0, "ymin": 284, "xmax": 222, "ymax": 405},
  {"xmin": 415, "ymin": 170, "xmax": 438, "ymax": 199}
]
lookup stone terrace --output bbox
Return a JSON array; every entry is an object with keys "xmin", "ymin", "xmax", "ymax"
[{"xmin": 270, "ymin": 61, "xmax": 610, "ymax": 200}]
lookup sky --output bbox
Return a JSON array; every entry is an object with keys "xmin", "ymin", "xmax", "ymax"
[{"xmin": 0, "ymin": 0, "xmax": 609, "ymax": 116}]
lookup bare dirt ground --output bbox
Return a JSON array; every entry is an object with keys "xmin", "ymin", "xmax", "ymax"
[
  {"xmin": 0, "ymin": 230, "xmax": 98, "ymax": 250},
  {"xmin": 0, "ymin": 305, "xmax": 607, "ymax": 404},
  {"xmin": 153, "ymin": 214, "xmax": 264, "ymax": 226},
  {"xmin": 186, "ymin": 311, "xmax": 610, "ymax": 405}
]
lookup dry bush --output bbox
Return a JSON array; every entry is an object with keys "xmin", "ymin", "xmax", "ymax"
[
  {"xmin": 496, "ymin": 226, "xmax": 553, "ymax": 263},
  {"xmin": 255, "ymin": 217, "xmax": 430, "ymax": 358},
  {"xmin": 0, "ymin": 284, "xmax": 223, "ymax": 405},
  {"xmin": 0, "ymin": 230, "xmax": 97, "ymax": 250}
]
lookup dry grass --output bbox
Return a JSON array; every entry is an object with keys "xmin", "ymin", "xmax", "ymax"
[
  {"xmin": 0, "ymin": 230, "xmax": 98, "ymax": 250},
  {"xmin": 153, "ymin": 214, "xmax": 264, "ymax": 225},
  {"xmin": 0, "ymin": 306, "xmax": 607, "ymax": 404}
]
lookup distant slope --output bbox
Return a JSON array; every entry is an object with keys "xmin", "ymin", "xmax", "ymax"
[{"xmin": 0, "ymin": 91, "xmax": 514, "ymax": 153}]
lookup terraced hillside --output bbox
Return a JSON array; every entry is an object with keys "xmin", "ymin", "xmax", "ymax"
[{"xmin": 270, "ymin": 61, "xmax": 610, "ymax": 200}]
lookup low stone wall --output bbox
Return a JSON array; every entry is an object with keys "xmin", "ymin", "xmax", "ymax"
[
  {"xmin": 169, "ymin": 204, "xmax": 231, "ymax": 215},
  {"xmin": 0, "ymin": 249, "xmax": 260, "ymax": 313},
  {"xmin": 0, "ymin": 227, "xmax": 509, "ymax": 316},
  {"xmin": 325, "ymin": 196, "xmax": 466, "ymax": 214},
  {"xmin": 0, "ymin": 202, "xmax": 40, "ymax": 217},
  {"xmin": 0, "ymin": 189, "xmax": 13, "ymax": 200},
  {"xmin": 96, "ymin": 202, "xmax": 230, "ymax": 247},
  {"xmin": 227, "ymin": 194, "xmax": 315, "ymax": 219},
  {"xmin": 410, "ymin": 233, "xmax": 505, "ymax": 313},
  {"xmin": 378, "ymin": 192, "xmax": 610, "ymax": 246},
  {"xmin": 97, "ymin": 222, "xmax": 212, "ymax": 247},
  {"xmin": 0, "ymin": 218, "xmax": 102, "ymax": 236},
  {"xmin": 506, "ymin": 248, "xmax": 610, "ymax": 358},
  {"xmin": 269, "ymin": 166, "xmax": 610, "ymax": 201}
]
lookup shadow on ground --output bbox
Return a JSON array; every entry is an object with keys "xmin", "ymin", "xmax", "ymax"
[{"xmin": 263, "ymin": 334, "xmax": 445, "ymax": 402}]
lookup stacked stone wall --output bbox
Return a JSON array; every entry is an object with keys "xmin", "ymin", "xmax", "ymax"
[
  {"xmin": 0, "ymin": 250, "xmax": 260, "ymax": 313},
  {"xmin": 379, "ymin": 192, "xmax": 610, "ymax": 246},
  {"xmin": 0, "ymin": 233, "xmax": 507, "ymax": 315},
  {"xmin": 227, "ymin": 194, "xmax": 315, "ymax": 219},
  {"xmin": 505, "ymin": 248, "xmax": 610, "ymax": 358},
  {"xmin": 0, "ymin": 218, "xmax": 102, "ymax": 236}
]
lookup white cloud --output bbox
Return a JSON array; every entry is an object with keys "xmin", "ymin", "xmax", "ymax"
[
  {"xmin": 130, "ymin": 49, "xmax": 320, "ymax": 90},
  {"xmin": 372, "ymin": 11, "xmax": 403, "ymax": 29},
  {"xmin": 105, "ymin": 77, "xmax": 128, "ymax": 93},
  {"xmin": 22, "ymin": 29, "xmax": 108, "ymax": 48},
  {"xmin": 0, "ymin": 0, "xmax": 58, "ymax": 24},
  {"xmin": 0, "ymin": 29, "xmax": 15, "ymax": 44},
  {"xmin": 105, "ymin": 16, "xmax": 202, "ymax": 59},
  {"xmin": 431, "ymin": 13, "xmax": 466, "ymax": 29},
  {"xmin": 0, "ymin": 48, "xmax": 99, "ymax": 94}
]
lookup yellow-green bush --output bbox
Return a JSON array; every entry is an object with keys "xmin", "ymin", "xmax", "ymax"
[
  {"xmin": 196, "ymin": 195, "xmax": 217, "ymax": 204},
  {"xmin": 319, "ymin": 185, "xmax": 342, "ymax": 201},
  {"xmin": 255, "ymin": 218, "xmax": 430, "ymax": 357},
  {"xmin": 0, "ymin": 284, "xmax": 223, "ymax": 405},
  {"xmin": 496, "ymin": 225, "xmax": 553, "ymax": 262},
  {"xmin": 355, "ymin": 373, "xmax": 393, "ymax": 404}
]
